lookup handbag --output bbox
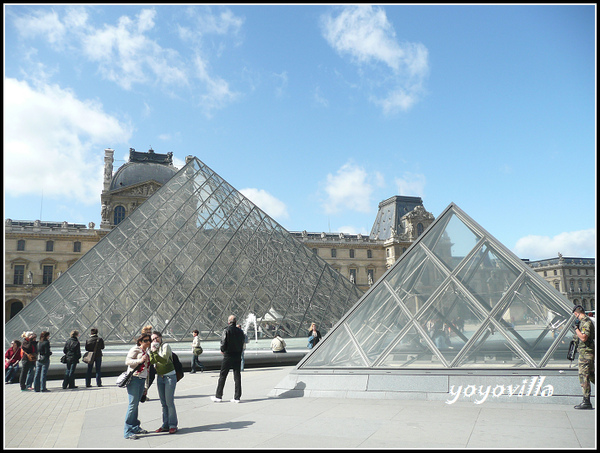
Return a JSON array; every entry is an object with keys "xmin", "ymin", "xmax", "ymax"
[
  {"xmin": 83, "ymin": 337, "xmax": 100, "ymax": 364},
  {"xmin": 60, "ymin": 355, "xmax": 67, "ymax": 364},
  {"xmin": 117, "ymin": 362, "xmax": 143, "ymax": 388},
  {"xmin": 193, "ymin": 346, "xmax": 203, "ymax": 355}
]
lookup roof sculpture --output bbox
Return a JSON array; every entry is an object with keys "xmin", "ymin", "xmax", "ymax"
[
  {"xmin": 297, "ymin": 203, "xmax": 575, "ymax": 370},
  {"xmin": 5, "ymin": 157, "xmax": 362, "ymax": 346}
]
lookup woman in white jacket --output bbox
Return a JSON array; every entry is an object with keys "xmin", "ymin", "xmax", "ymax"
[{"xmin": 123, "ymin": 333, "xmax": 151, "ymax": 440}]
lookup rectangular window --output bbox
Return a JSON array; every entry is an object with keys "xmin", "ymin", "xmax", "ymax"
[
  {"xmin": 42, "ymin": 265, "xmax": 53, "ymax": 285},
  {"xmin": 46, "ymin": 241, "xmax": 54, "ymax": 252},
  {"xmin": 367, "ymin": 249, "xmax": 372, "ymax": 259},
  {"xmin": 13, "ymin": 265, "xmax": 25, "ymax": 285},
  {"xmin": 350, "ymin": 249, "xmax": 355, "ymax": 258},
  {"xmin": 17, "ymin": 240, "xmax": 25, "ymax": 251},
  {"xmin": 349, "ymin": 268, "xmax": 357, "ymax": 283},
  {"xmin": 74, "ymin": 241, "xmax": 82, "ymax": 253},
  {"xmin": 331, "ymin": 249, "xmax": 336, "ymax": 258}
]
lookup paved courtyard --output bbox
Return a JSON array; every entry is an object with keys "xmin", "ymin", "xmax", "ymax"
[{"xmin": 4, "ymin": 365, "xmax": 596, "ymax": 449}]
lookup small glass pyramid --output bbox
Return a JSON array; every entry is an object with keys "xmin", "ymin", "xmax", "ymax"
[
  {"xmin": 4, "ymin": 158, "xmax": 362, "ymax": 345},
  {"xmin": 298, "ymin": 203, "xmax": 575, "ymax": 370}
]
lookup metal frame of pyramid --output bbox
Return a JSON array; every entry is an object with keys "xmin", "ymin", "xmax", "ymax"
[
  {"xmin": 4, "ymin": 157, "xmax": 362, "ymax": 346},
  {"xmin": 296, "ymin": 203, "xmax": 576, "ymax": 370}
]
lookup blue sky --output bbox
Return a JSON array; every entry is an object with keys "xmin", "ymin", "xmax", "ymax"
[{"xmin": 4, "ymin": 4, "xmax": 596, "ymax": 260}]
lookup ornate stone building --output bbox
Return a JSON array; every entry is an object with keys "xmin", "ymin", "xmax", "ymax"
[
  {"xmin": 4, "ymin": 220, "xmax": 108, "ymax": 319},
  {"xmin": 7, "ymin": 148, "xmax": 591, "ymax": 323},
  {"xmin": 526, "ymin": 254, "xmax": 595, "ymax": 312},
  {"xmin": 291, "ymin": 196, "xmax": 436, "ymax": 292},
  {"xmin": 100, "ymin": 148, "xmax": 178, "ymax": 229}
]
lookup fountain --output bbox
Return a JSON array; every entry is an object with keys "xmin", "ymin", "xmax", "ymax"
[{"xmin": 242, "ymin": 313, "xmax": 259, "ymax": 342}]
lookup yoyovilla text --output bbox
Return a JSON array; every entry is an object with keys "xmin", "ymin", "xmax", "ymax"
[{"xmin": 446, "ymin": 376, "xmax": 554, "ymax": 405}]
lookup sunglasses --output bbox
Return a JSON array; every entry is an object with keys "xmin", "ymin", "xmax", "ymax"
[{"xmin": 142, "ymin": 339, "xmax": 151, "ymax": 343}]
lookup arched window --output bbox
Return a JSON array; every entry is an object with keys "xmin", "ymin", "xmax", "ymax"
[
  {"xmin": 114, "ymin": 205, "xmax": 126, "ymax": 225},
  {"xmin": 9, "ymin": 301, "xmax": 24, "ymax": 319}
]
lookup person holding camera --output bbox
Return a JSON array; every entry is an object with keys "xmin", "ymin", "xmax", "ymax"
[{"xmin": 572, "ymin": 305, "xmax": 595, "ymax": 410}]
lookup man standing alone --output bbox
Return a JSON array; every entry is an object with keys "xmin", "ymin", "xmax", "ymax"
[
  {"xmin": 211, "ymin": 315, "xmax": 246, "ymax": 403},
  {"xmin": 572, "ymin": 305, "xmax": 595, "ymax": 410}
]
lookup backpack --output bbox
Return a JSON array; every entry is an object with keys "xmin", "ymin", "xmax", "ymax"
[{"xmin": 171, "ymin": 351, "xmax": 184, "ymax": 382}]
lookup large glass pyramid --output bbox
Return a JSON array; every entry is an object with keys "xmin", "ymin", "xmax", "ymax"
[
  {"xmin": 4, "ymin": 158, "xmax": 362, "ymax": 345},
  {"xmin": 297, "ymin": 203, "xmax": 575, "ymax": 370}
]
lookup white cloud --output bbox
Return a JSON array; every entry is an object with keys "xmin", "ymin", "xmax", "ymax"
[
  {"xmin": 322, "ymin": 161, "xmax": 382, "ymax": 214},
  {"xmin": 240, "ymin": 188, "xmax": 289, "ymax": 221},
  {"xmin": 394, "ymin": 172, "xmax": 426, "ymax": 197},
  {"xmin": 4, "ymin": 78, "xmax": 132, "ymax": 205},
  {"xmin": 321, "ymin": 5, "xmax": 429, "ymax": 113},
  {"xmin": 513, "ymin": 229, "xmax": 596, "ymax": 261},
  {"xmin": 12, "ymin": 7, "xmax": 241, "ymax": 115}
]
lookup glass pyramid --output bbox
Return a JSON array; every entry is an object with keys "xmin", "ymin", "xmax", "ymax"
[
  {"xmin": 4, "ymin": 158, "xmax": 362, "ymax": 345},
  {"xmin": 297, "ymin": 203, "xmax": 575, "ymax": 370}
]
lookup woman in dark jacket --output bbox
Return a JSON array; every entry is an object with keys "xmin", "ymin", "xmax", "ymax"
[
  {"xmin": 85, "ymin": 328, "xmax": 105, "ymax": 387},
  {"xmin": 62, "ymin": 330, "xmax": 81, "ymax": 389},
  {"xmin": 34, "ymin": 331, "xmax": 52, "ymax": 392}
]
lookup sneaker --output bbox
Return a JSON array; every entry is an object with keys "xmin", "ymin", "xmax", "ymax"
[
  {"xmin": 125, "ymin": 434, "xmax": 138, "ymax": 440},
  {"xmin": 42, "ymin": 389, "xmax": 51, "ymax": 392},
  {"xmin": 210, "ymin": 396, "xmax": 222, "ymax": 402},
  {"xmin": 155, "ymin": 427, "xmax": 168, "ymax": 433},
  {"xmin": 230, "ymin": 399, "xmax": 240, "ymax": 403},
  {"xmin": 136, "ymin": 429, "xmax": 148, "ymax": 435},
  {"xmin": 169, "ymin": 428, "xmax": 177, "ymax": 434}
]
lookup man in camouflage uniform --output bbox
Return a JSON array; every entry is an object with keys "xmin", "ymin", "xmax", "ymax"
[{"xmin": 573, "ymin": 305, "xmax": 595, "ymax": 410}]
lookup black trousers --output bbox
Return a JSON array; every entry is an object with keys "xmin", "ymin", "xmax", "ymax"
[{"xmin": 215, "ymin": 355, "xmax": 242, "ymax": 400}]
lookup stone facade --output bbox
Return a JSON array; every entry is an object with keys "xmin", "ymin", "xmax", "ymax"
[
  {"xmin": 4, "ymin": 219, "xmax": 108, "ymax": 319},
  {"xmin": 526, "ymin": 254, "xmax": 595, "ymax": 312}
]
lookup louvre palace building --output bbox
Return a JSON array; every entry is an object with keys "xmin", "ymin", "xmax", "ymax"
[{"xmin": 5, "ymin": 148, "xmax": 595, "ymax": 339}]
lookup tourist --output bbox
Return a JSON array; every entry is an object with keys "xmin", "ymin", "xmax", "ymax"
[
  {"xmin": 33, "ymin": 331, "xmax": 52, "ymax": 392},
  {"xmin": 307, "ymin": 323, "xmax": 322, "ymax": 349},
  {"xmin": 5, "ymin": 339, "xmax": 22, "ymax": 384},
  {"xmin": 149, "ymin": 331, "xmax": 178, "ymax": 434},
  {"xmin": 572, "ymin": 305, "xmax": 595, "ymax": 410},
  {"xmin": 271, "ymin": 331, "xmax": 287, "ymax": 353},
  {"xmin": 85, "ymin": 328, "xmax": 105, "ymax": 388},
  {"xmin": 190, "ymin": 329, "xmax": 204, "ymax": 373},
  {"xmin": 211, "ymin": 315, "xmax": 245, "ymax": 403},
  {"xmin": 20, "ymin": 332, "xmax": 37, "ymax": 391},
  {"xmin": 62, "ymin": 330, "xmax": 81, "ymax": 389},
  {"xmin": 124, "ymin": 333, "xmax": 151, "ymax": 440}
]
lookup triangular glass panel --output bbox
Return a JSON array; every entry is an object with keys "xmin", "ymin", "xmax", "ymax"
[
  {"xmin": 297, "ymin": 203, "xmax": 575, "ymax": 371},
  {"xmin": 5, "ymin": 158, "xmax": 362, "ymax": 345},
  {"xmin": 301, "ymin": 324, "xmax": 368, "ymax": 368}
]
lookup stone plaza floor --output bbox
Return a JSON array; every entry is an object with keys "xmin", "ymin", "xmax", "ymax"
[{"xmin": 3, "ymin": 365, "xmax": 596, "ymax": 449}]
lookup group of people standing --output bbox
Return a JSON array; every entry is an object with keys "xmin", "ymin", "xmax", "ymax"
[{"xmin": 5, "ymin": 329, "xmax": 105, "ymax": 392}]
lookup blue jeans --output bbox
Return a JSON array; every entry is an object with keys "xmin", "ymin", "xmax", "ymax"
[
  {"xmin": 5, "ymin": 364, "xmax": 19, "ymax": 383},
  {"xmin": 191, "ymin": 353, "xmax": 204, "ymax": 372},
  {"xmin": 85, "ymin": 355, "xmax": 102, "ymax": 386},
  {"xmin": 33, "ymin": 360, "xmax": 50, "ymax": 391},
  {"xmin": 156, "ymin": 372, "xmax": 178, "ymax": 429},
  {"xmin": 62, "ymin": 361, "xmax": 78, "ymax": 388},
  {"xmin": 124, "ymin": 376, "xmax": 146, "ymax": 438},
  {"xmin": 20, "ymin": 360, "xmax": 35, "ymax": 390}
]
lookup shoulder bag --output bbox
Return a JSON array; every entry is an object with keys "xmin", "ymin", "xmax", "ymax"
[
  {"xmin": 82, "ymin": 338, "xmax": 99, "ymax": 364},
  {"xmin": 116, "ymin": 362, "xmax": 143, "ymax": 388}
]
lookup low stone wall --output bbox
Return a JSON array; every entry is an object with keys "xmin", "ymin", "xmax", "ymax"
[{"xmin": 269, "ymin": 369, "xmax": 594, "ymax": 405}]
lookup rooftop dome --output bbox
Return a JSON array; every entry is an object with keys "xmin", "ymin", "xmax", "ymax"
[{"xmin": 109, "ymin": 161, "xmax": 178, "ymax": 191}]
